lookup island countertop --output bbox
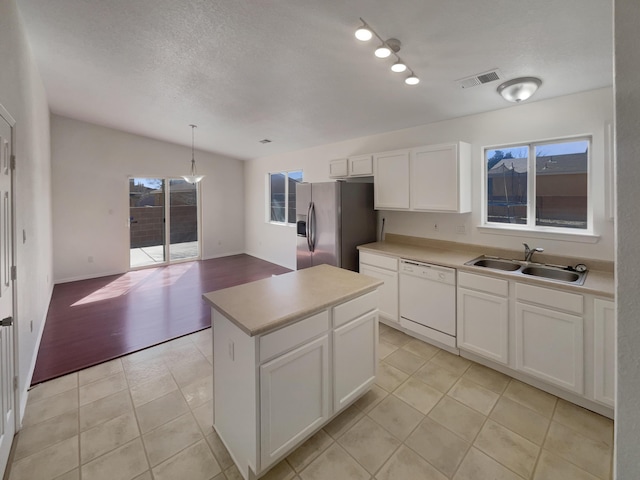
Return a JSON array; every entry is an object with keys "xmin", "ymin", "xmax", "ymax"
[{"xmin": 202, "ymin": 264, "xmax": 383, "ymax": 336}]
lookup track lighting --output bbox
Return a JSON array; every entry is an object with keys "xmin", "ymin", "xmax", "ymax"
[
  {"xmin": 354, "ymin": 18, "xmax": 419, "ymax": 86},
  {"xmin": 374, "ymin": 44, "xmax": 392, "ymax": 58},
  {"xmin": 405, "ymin": 73, "xmax": 420, "ymax": 86},
  {"xmin": 355, "ymin": 22, "xmax": 373, "ymax": 41},
  {"xmin": 391, "ymin": 61, "xmax": 407, "ymax": 73}
]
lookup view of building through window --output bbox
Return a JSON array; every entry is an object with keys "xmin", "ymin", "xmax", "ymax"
[
  {"xmin": 269, "ymin": 170, "xmax": 303, "ymax": 224},
  {"xmin": 486, "ymin": 139, "xmax": 589, "ymax": 230}
]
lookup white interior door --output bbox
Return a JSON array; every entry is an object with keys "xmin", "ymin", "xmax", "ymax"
[{"xmin": 0, "ymin": 107, "xmax": 15, "ymax": 474}]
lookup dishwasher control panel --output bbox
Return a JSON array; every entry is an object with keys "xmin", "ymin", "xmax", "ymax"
[{"xmin": 400, "ymin": 259, "xmax": 456, "ymax": 286}]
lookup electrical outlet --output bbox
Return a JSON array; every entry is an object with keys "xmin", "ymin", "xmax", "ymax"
[
  {"xmin": 456, "ymin": 225, "xmax": 466, "ymax": 234},
  {"xmin": 88, "ymin": 256, "xmax": 94, "ymax": 263}
]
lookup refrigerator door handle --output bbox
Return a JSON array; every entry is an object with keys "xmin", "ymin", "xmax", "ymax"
[
  {"xmin": 306, "ymin": 202, "xmax": 313, "ymax": 252},
  {"xmin": 309, "ymin": 202, "xmax": 316, "ymax": 252}
]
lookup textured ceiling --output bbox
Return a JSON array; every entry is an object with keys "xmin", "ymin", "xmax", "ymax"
[{"xmin": 16, "ymin": 0, "xmax": 612, "ymax": 160}]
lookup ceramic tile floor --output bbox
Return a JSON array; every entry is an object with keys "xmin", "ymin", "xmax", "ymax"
[{"xmin": 4, "ymin": 323, "xmax": 614, "ymax": 480}]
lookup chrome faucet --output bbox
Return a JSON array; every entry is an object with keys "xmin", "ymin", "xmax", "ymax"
[{"xmin": 523, "ymin": 243, "xmax": 544, "ymax": 262}]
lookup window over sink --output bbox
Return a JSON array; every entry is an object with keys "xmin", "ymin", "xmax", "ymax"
[
  {"xmin": 268, "ymin": 170, "xmax": 303, "ymax": 224},
  {"xmin": 484, "ymin": 137, "xmax": 591, "ymax": 234}
]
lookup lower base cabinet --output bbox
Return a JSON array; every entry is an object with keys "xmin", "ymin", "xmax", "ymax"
[
  {"xmin": 213, "ymin": 291, "xmax": 378, "ymax": 480},
  {"xmin": 594, "ymin": 299, "xmax": 615, "ymax": 407},
  {"xmin": 515, "ymin": 302, "xmax": 584, "ymax": 394},
  {"xmin": 260, "ymin": 335, "xmax": 330, "ymax": 466},
  {"xmin": 456, "ymin": 273, "xmax": 509, "ymax": 365},
  {"xmin": 333, "ymin": 311, "xmax": 377, "ymax": 410}
]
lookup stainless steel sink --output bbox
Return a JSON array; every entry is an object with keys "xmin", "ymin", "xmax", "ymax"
[
  {"xmin": 465, "ymin": 255, "xmax": 587, "ymax": 285},
  {"xmin": 520, "ymin": 266, "xmax": 581, "ymax": 283},
  {"xmin": 468, "ymin": 258, "xmax": 521, "ymax": 272}
]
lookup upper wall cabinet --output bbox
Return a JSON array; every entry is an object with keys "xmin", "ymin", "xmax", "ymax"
[
  {"xmin": 410, "ymin": 143, "xmax": 471, "ymax": 212},
  {"xmin": 373, "ymin": 150, "xmax": 411, "ymax": 209},
  {"xmin": 329, "ymin": 155, "xmax": 373, "ymax": 178},
  {"xmin": 373, "ymin": 142, "xmax": 471, "ymax": 212}
]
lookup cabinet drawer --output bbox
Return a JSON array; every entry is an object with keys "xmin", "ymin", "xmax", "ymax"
[
  {"xmin": 333, "ymin": 291, "xmax": 377, "ymax": 327},
  {"xmin": 259, "ymin": 310, "xmax": 329, "ymax": 363},
  {"xmin": 359, "ymin": 251, "xmax": 398, "ymax": 271},
  {"xmin": 515, "ymin": 283, "xmax": 583, "ymax": 314},
  {"xmin": 458, "ymin": 271, "xmax": 509, "ymax": 297}
]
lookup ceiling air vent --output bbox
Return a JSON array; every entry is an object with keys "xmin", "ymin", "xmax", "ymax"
[
  {"xmin": 259, "ymin": 139, "xmax": 272, "ymax": 144},
  {"xmin": 456, "ymin": 69, "xmax": 502, "ymax": 89}
]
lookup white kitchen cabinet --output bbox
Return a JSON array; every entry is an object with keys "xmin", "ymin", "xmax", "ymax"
[
  {"xmin": 333, "ymin": 310, "xmax": 377, "ymax": 410},
  {"xmin": 260, "ymin": 335, "xmax": 330, "ymax": 468},
  {"xmin": 209, "ymin": 272, "xmax": 380, "ymax": 480},
  {"xmin": 359, "ymin": 252, "xmax": 398, "ymax": 322},
  {"xmin": 373, "ymin": 149, "xmax": 410, "ymax": 209},
  {"xmin": 329, "ymin": 155, "xmax": 373, "ymax": 178},
  {"xmin": 593, "ymin": 298, "xmax": 615, "ymax": 407},
  {"xmin": 515, "ymin": 283, "xmax": 584, "ymax": 394},
  {"xmin": 410, "ymin": 142, "xmax": 471, "ymax": 213},
  {"xmin": 457, "ymin": 272, "xmax": 509, "ymax": 365},
  {"xmin": 329, "ymin": 158, "xmax": 348, "ymax": 178},
  {"xmin": 349, "ymin": 154, "xmax": 373, "ymax": 176}
]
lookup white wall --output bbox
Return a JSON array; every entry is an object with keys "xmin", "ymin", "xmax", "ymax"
[
  {"xmin": 245, "ymin": 88, "xmax": 614, "ymax": 270},
  {"xmin": 0, "ymin": 0, "xmax": 53, "ymax": 415},
  {"xmin": 51, "ymin": 115, "xmax": 245, "ymax": 283},
  {"xmin": 614, "ymin": 0, "xmax": 640, "ymax": 476}
]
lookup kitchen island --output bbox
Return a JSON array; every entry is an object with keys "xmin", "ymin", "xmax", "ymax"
[{"xmin": 202, "ymin": 264, "xmax": 382, "ymax": 480}]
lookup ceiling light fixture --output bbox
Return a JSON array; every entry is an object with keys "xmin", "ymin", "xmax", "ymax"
[
  {"xmin": 391, "ymin": 60, "xmax": 407, "ymax": 73},
  {"xmin": 405, "ymin": 73, "xmax": 420, "ymax": 86},
  {"xmin": 354, "ymin": 18, "xmax": 419, "ymax": 86},
  {"xmin": 496, "ymin": 77, "xmax": 542, "ymax": 103},
  {"xmin": 355, "ymin": 21, "xmax": 373, "ymax": 41},
  {"xmin": 182, "ymin": 124, "xmax": 205, "ymax": 184}
]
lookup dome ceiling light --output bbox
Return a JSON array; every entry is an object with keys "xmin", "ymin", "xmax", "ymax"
[
  {"xmin": 497, "ymin": 77, "xmax": 542, "ymax": 103},
  {"xmin": 354, "ymin": 18, "xmax": 419, "ymax": 86}
]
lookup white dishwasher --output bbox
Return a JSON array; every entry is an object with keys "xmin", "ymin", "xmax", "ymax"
[{"xmin": 399, "ymin": 259, "xmax": 457, "ymax": 349}]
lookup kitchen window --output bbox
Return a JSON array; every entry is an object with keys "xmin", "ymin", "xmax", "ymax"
[
  {"xmin": 268, "ymin": 170, "xmax": 303, "ymax": 224},
  {"xmin": 484, "ymin": 138, "xmax": 590, "ymax": 233}
]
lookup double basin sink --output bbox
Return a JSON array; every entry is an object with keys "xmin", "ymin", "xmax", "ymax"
[{"xmin": 465, "ymin": 255, "xmax": 587, "ymax": 285}]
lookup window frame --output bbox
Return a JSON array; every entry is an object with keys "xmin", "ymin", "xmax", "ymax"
[
  {"xmin": 266, "ymin": 169, "xmax": 303, "ymax": 226},
  {"xmin": 482, "ymin": 136, "xmax": 597, "ymax": 241}
]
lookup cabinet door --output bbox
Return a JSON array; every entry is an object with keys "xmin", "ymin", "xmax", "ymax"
[
  {"xmin": 410, "ymin": 143, "xmax": 460, "ymax": 212},
  {"xmin": 515, "ymin": 302, "xmax": 584, "ymax": 394},
  {"xmin": 457, "ymin": 287, "xmax": 509, "ymax": 365},
  {"xmin": 360, "ymin": 264, "xmax": 398, "ymax": 322},
  {"xmin": 329, "ymin": 158, "xmax": 348, "ymax": 178},
  {"xmin": 373, "ymin": 150, "xmax": 410, "ymax": 209},
  {"xmin": 349, "ymin": 154, "xmax": 373, "ymax": 176},
  {"xmin": 333, "ymin": 311, "xmax": 377, "ymax": 411},
  {"xmin": 260, "ymin": 335, "xmax": 330, "ymax": 469},
  {"xmin": 594, "ymin": 299, "xmax": 615, "ymax": 407}
]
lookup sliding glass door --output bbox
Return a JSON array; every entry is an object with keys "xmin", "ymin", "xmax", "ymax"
[{"xmin": 129, "ymin": 177, "xmax": 200, "ymax": 268}]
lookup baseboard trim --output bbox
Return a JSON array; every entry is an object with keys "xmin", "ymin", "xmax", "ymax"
[
  {"xmin": 19, "ymin": 282, "xmax": 54, "ymax": 426},
  {"xmin": 54, "ymin": 269, "xmax": 126, "ymax": 284}
]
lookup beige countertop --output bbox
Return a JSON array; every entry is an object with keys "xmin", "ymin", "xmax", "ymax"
[
  {"xmin": 202, "ymin": 264, "xmax": 383, "ymax": 336},
  {"xmin": 358, "ymin": 240, "xmax": 615, "ymax": 298}
]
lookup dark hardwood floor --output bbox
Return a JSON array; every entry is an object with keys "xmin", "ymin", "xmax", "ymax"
[{"xmin": 32, "ymin": 254, "xmax": 291, "ymax": 385}]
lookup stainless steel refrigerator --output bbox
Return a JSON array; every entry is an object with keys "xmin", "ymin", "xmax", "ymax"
[{"xmin": 296, "ymin": 182, "xmax": 376, "ymax": 271}]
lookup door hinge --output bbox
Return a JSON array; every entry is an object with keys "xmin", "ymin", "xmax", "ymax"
[
  {"xmin": 11, "ymin": 265, "xmax": 16, "ymax": 281},
  {"xmin": 10, "ymin": 155, "xmax": 15, "ymax": 171},
  {"xmin": 13, "ymin": 376, "xmax": 17, "ymax": 391}
]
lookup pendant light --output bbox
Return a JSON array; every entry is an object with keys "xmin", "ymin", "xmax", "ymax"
[{"xmin": 182, "ymin": 124, "xmax": 204, "ymax": 184}]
